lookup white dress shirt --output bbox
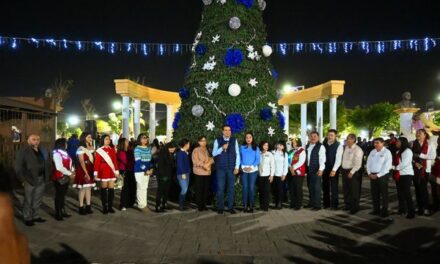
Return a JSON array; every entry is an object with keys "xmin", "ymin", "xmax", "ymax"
[
  {"xmin": 259, "ymin": 151, "xmax": 275, "ymax": 177},
  {"xmin": 341, "ymin": 144, "xmax": 364, "ymax": 175},
  {"xmin": 366, "ymin": 147, "xmax": 392, "ymax": 177},
  {"xmin": 307, "ymin": 144, "xmax": 326, "ymax": 171},
  {"xmin": 273, "ymin": 151, "xmax": 289, "ymax": 177},
  {"xmin": 395, "ymin": 148, "xmax": 414, "ymax": 176},
  {"xmin": 418, "ymin": 142, "xmax": 436, "ymax": 173}
]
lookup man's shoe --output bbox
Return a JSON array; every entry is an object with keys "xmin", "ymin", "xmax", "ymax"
[
  {"xmin": 217, "ymin": 209, "xmax": 224, "ymax": 215},
  {"xmin": 54, "ymin": 214, "xmax": 63, "ymax": 221},
  {"xmin": 33, "ymin": 218, "xmax": 46, "ymax": 223},
  {"xmin": 24, "ymin": 220, "xmax": 34, "ymax": 226},
  {"xmin": 311, "ymin": 207, "xmax": 321, "ymax": 211},
  {"xmin": 229, "ymin": 209, "xmax": 236, "ymax": 214},
  {"xmin": 406, "ymin": 211, "xmax": 415, "ymax": 219},
  {"xmin": 61, "ymin": 209, "xmax": 71, "ymax": 218},
  {"xmin": 349, "ymin": 209, "xmax": 358, "ymax": 215},
  {"xmin": 108, "ymin": 207, "xmax": 116, "ymax": 214}
]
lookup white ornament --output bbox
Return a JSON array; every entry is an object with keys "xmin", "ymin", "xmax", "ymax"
[
  {"xmin": 247, "ymin": 45, "xmax": 255, "ymax": 52},
  {"xmin": 229, "ymin": 17, "xmax": 241, "ymax": 30},
  {"xmin": 271, "ymin": 108, "xmax": 277, "ymax": 115},
  {"xmin": 205, "ymin": 81, "xmax": 219, "ymax": 95},
  {"xmin": 206, "ymin": 121, "xmax": 215, "ymax": 131},
  {"xmin": 257, "ymin": 0, "xmax": 267, "ymax": 10},
  {"xmin": 228, "ymin": 83, "xmax": 241, "ymax": 97},
  {"xmin": 203, "ymin": 60, "xmax": 216, "ymax": 71},
  {"xmin": 212, "ymin": 34, "xmax": 220, "ymax": 43},
  {"xmin": 268, "ymin": 127, "xmax": 275, "ymax": 137},
  {"xmin": 248, "ymin": 78, "xmax": 258, "ymax": 87},
  {"xmin": 192, "ymin": 105, "xmax": 205, "ymax": 117},
  {"xmin": 202, "ymin": 0, "xmax": 212, "ymax": 5},
  {"xmin": 191, "ymin": 31, "xmax": 203, "ymax": 52},
  {"xmin": 262, "ymin": 45, "xmax": 273, "ymax": 57},
  {"xmin": 267, "ymin": 102, "xmax": 277, "ymax": 109},
  {"xmin": 217, "ymin": 0, "xmax": 227, "ymax": 5},
  {"xmin": 209, "ymin": 55, "xmax": 216, "ymax": 61}
]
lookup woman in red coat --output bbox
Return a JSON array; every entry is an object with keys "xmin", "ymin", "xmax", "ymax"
[
  {"xmin": 74, "ymin": 132, "xmax": 96, "ymax": 215},
  {"xmin": 94, "ymin": 134, "xmax": 119, "ymax": 214}
]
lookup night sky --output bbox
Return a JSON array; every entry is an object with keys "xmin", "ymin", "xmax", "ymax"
[{"xmin": 1, "ymin": 0, "xmax": 440, "ymax": 120}]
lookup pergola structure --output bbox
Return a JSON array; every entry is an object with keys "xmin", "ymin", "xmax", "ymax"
[
  {"xmin": 115, "ymin": 79, "xmax": 345, "ymax": 144},
  {"xmin": 114, "ymin": 79, "xmax": 180, "ymax": 141},
  {"xmin": 278, "ymin": 80, "xmax": 345, "ymax": 144}
]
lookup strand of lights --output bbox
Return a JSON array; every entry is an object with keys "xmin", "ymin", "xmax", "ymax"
[{"xmin": 0, "ymin": 35, "xmax": 438, "ymax": 56}]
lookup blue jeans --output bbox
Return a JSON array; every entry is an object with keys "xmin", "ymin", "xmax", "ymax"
[
  {"xmin": 240, "ymin": 172, "xmax": 258, "ymax": 207},
  {"xmin": 307, "ymin": 171, "xmax": 322, "ymax": 208},
  {"xmin": 177, "ymin": 174, "xmax": 190, "ymax": 195},
  {"xmin": 216, "ymin": 169, "xmax": 235, "ymax": 210}
]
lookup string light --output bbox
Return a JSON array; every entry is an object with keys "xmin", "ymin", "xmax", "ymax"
[{"xmin": 0, "ymin": 35, "xmax": 438, "ymax": 55}]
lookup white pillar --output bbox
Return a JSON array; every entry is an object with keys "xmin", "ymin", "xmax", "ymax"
[
  {"xmin": 121, "ymin": 96, "xmax": 130, "ymax": 139},
  {"xmin": 301, "ymin": 103, "xmax": 307, "ymax": 147},
  {"xmin": 133, "ymin": 99, "xmax": 141, "ymax": 138},
  {"xmin": 330, "ymin": 97, "xmax": 337, "ymax": 130},
  {"xmin": 283, "ymin": 105, "xmax": 289, "ymax": 136},
  {"xmin": 149, "ymin": 102, "xmax": 156, "ymax": 140},
  {"xmin": 316, "ymin": 100, "xmax": 323, "ymax": 140},
  {"xmin": 166, "ymin": 105, "xmax": 173, "ymax": 142}
]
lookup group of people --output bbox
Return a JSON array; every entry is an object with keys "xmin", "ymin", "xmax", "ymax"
[{"xmin": 14, "ymin": 125, "xmax": 440, "ymax": 226}]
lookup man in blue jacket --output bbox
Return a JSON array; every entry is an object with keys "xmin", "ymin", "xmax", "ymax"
[{"xmin": 212, "ymin": 125, "xmax": 240, "ymax": 214}]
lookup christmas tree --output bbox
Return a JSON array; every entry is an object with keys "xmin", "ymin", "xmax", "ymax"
[{"xmin": 173, "ymin": 0, "xmax": 286, "ymax": 144}]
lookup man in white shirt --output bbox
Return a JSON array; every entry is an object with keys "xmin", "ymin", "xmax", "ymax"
[
  {"xmin": 306, "ymin": 131, "xmax": 326, "ymax": 210},
  {"xmin": 341, "ymin": 133, "xmax": 364, "ymax": 214},
  {"xmin": 366, "ymin": 137, "xmax": 392, "ymax": 217},
  {"xmin": 322, "ymin": 129, "xmax": 344, "ymax": 210}
]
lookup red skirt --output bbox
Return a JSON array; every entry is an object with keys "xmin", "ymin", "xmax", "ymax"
[{"xmin": 73, "ymin": 162, "xmax": 96, "ymax": 188}]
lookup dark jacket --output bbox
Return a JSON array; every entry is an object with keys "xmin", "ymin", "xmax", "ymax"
[
  {"xmin": 157, "ymin": 148, "xmax": 176, "ymax": 181},
  {"xmin": 15, "ymin": 145, "xmax": 51, "ymax": 186},
  {"xmin": 176, "ymin": 150, "xmax": 191, "ymax": 175}
]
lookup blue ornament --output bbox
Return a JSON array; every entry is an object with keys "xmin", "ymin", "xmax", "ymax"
[
  {"xmin": 225, "ymin": 113, "xmax": 246, "ymax": 134},
  {"xmin": 179, "ymin": 87, "xmax": 190, "ymax": 100},
  {"xmin": 224, "ymin": 48, "xmax": 244, "ymax": 68},
  {"xmin": 260, "ymin": 108, "xmax": 273, "ymax": 121},
  {"xmin": 271, "ymin": 68, "xmax": 278, "ymax": 80},
  {"xmin": 236, "ymin": 0, "xmax": 254, "ymax": 9},
  {"xmin": 172, "ymin": 112, "xmax": 181, "ymax": 130},
  {"xmin": 195, "ymin": 43, "xmax": 207, "ymax": 56},
  {"xmin": 277, "ymin": 111, "xmax": 285, "ymax": 129}
]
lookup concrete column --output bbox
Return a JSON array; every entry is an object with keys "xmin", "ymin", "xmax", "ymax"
[
  {"xmin": 316, "ymin": 100, "xmax": 323, "ymax": 140},
  {"xmin": 300, "ymin": 103, "xmax": 307, "ymax": 147},
  {"xmin": 121, "ymin": 96, "xmax": 130, "ymax": 138},
  {"xmin": 329, "ymin": 97, "xmax": 337, "ymax": 130},
  {"xmin": 133, "ymin": 99, "xmax": 141, "ymax": 138},
  {"xmin": 149, "ymin": 102, "xmax": 156, "ymax": 140},
  {"xmin": 166, "ymin": 105, "xmax": 173, "ymax": 142},
  {"xmin": 283, "ymin": 105, "xmax": 289, "ymax": 135}
]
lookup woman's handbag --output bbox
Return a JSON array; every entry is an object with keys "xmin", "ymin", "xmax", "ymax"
[
  {"xmin": 116, "ymin": 172, "xmax": 125, "ymax": 189},
  {"xmin": 57, "ymin": 175, "xmax": 70, "ymax": 185}
]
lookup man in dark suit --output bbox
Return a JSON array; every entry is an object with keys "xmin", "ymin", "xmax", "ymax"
[{"xmin": 15, "ymin": 134, "xmax": 51, "ymax": 226}]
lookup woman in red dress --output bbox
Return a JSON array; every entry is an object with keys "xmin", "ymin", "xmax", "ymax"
[
  {"xmin": 94, "ymin": 134, "xmax": 119, "ymax": 214},
  {"xmin": 73, "ymin": 132, "xmax": 96, "ymax": 215}
]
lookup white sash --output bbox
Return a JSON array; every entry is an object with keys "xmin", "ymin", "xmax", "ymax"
[
  {"xmin": 78, "ymin": 146, "xmax": 94, "ymax": 163},
  {"xmin": 96, "ymin": 147, "xmax": 116, "ymax": 173}
]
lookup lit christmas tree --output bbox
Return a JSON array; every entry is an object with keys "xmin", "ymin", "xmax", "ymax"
[{"xmin": 173, "ymin": 0, "xmax": 286, "ymax": 144}]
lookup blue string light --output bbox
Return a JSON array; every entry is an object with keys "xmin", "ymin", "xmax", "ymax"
[
  {"xmin": 94, "ymin": 41, "xmax": 104, "ymax": 50},
  {"xmin": 11, "ymin": 38, "xmax": 17, "ymax": 49},
  {"xmin": 109, "ymin": 43, "xmax": 116, "ymax": 54},
  {"xmin": 62, "ymin": 39, "xmax": 68, "ymax": 49},
  {"xmin": 159, "ymin": 44, "xmax": 165, "ymax": 56},
  {"xmin": 46, "ymin": 39, "xmax": 56, "ymax": 47},
  {"xmin": 142, "ymin": 44, "xmax": 148, "ymax": 56},
  {"xmin": 174, "ymin": 44, "xmax": 180, "ymax": 53},
  {"xmin": 76, "ymin": 41, "xmax": 82, "ymax": 50},
  {"xmin": 279, "ymin": 43, "xmax": 287, "ymax": 55}
]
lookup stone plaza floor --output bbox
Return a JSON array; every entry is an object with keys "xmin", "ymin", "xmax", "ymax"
[{"xmin": 13, "ymin": 178, "xmax": 440, "ymax": 264}]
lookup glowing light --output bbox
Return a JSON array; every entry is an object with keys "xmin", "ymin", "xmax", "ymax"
[
  {"xmin": 67, "ymin": 115, "xmax": 80, "ymax": 126},
  {"xmin": 112, "ymin": 101, "xmax": 122, "ymax": 110}
]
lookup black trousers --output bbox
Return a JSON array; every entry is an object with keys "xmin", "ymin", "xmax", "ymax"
[
  {"xmin": 428, "ymin": 174, "xmax": 439, "ymax": 211},
  {"xmin": 342, "ymin": 169, "xmax": 361, "ymax": 211},
  {"xmin": 289, "ymin": 176, "xmax": 304, "ymax": 209},
  {"xmin": 396, "ymin": 175, "xmax": 415, "ymax": 214},
  {"xmin": 156, "ymin": 180, "xmax": 171, "ymax": 208},
  {"xmin": 272, "ymin": 177, "xmax": 284, "ymax": 206},
  {"xmin": 413, "ymin": 171, "xmax": 429, "ymax": 211},
  {"xmin": 258, "ymin": 177, "xmax": 271, "ymax": 210},
  {"xmin": 120, "ymin": 171, "xmax": 136, "ymax": 208},
  {"xmin": 195, "ymin": 175, "xmax": 210, "ymax": 209},
  {"xmin": 322, "ymin": 170, "xmax": 339, "ymax": 208},
  {"xmin": 370, "ymin": 174, "xmax": 389, "ymax": 214},
  {"xmin": 54, "ymin": 181, "xmax": 68, "ymax": 213}
]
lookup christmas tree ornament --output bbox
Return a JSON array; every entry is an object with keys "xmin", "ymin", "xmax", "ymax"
[
  {"xmin": 192, "ymin": 105, "xmax": 205, "ymax": 117},
  {"xmin": 206, "ymin": 121, "xmax": 215, "ymax": 131},
  {"xmin": 268, "ymin": 126, "xmax": 275, "ymax": 137},
  {"xmin": 262, "ymin": 44, "xmax": 273, "ymax": 57},
  {"xmin": 248, "ymin": 78, "xmax": 258, "ymax": 87},
  {"xmin": 203, "ymin": 0, "xmax": 213, "ymax": 5},
  {"xmin": 229, "ymin": 17, "xmax": 241, "ymax": 30},
  {"xmin": 228, "ymin": 83, "xmax": 241, "ymax": 97},
  {"xmin": 257, "ymin": 0, "xmax": 266, "ymax": 11}
]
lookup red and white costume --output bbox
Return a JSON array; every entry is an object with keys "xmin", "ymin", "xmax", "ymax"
[
  {"xmin": 52, "ymin": 149, "xmax": 74, "ymax": 181},
  {"xmin": 291, "ymin": 147, "xmax": 306, "ymax": 176},
  {"xmin": 94, "ymin": 146, "xmax": 119, "ymax": 181},
  {"xmin": 73, "ymin": 146, "xmax": 96, "ymax": 188}
]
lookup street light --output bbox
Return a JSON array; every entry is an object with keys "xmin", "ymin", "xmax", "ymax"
[
  {"xmin": 113, "ymin": 101, "xmax": 122, "ymax": 110},
  {"xmin": 67, "ymin": 115, "xmax": 80, "ymax": 126},
  {"xmin": 93, "ymin": 114, "xmax": 99, "ymax": 119}
]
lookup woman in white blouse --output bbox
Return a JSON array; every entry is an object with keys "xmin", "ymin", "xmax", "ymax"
[
  {"xmin": 258, "ymin": 141, "xmax": 275, "ymax": 211},
  {"xmin": 393, "ymin": 137, "xmax": 415, "ymax": 219},
  {"xmin": 272, "ymin": 141, "xmax": 289, "ymax": 209}
]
